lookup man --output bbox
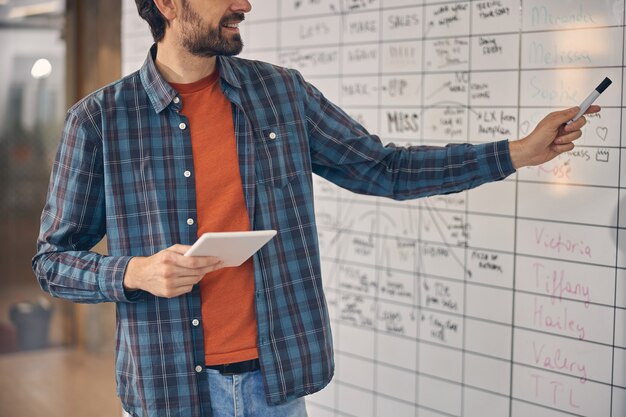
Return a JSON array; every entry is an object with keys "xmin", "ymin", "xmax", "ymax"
[{"xmin": 32, "ymin": 0, "xmax": 598, "ymax": 416}]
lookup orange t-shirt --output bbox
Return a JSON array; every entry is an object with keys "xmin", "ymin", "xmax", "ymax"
[{"xmin": 171, "ymin": 70, "xmax": 258, "ymax": 366}]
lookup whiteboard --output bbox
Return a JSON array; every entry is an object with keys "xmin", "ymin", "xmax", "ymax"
[{"xmin": 122, "ymin": 1, "xmax": 626, "ymax": 416}]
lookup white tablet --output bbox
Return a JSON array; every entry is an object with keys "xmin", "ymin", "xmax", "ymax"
[{"xmin": 184, "ymin": 230, "xmax": 277, "ymax": 267}]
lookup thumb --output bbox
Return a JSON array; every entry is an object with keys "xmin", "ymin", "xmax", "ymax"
[{"xmin": 168, "ymin": 244, "xmax": 193, "ymax": 255}]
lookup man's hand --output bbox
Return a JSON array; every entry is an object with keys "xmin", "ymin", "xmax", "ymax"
[
  {"xmin": 123, "ymin": 245, "xmax": 223, "ymax": 298},
  {"xmin": 509, "ymin": 105, "xmax": 601, "ymax": 169}
]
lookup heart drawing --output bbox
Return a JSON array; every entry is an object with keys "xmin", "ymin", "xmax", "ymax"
[
  {"xmin": 520, "ymin": 121, "xmax": 530, "ymax": 135},
  {"xmin": 596, "ymin": 126, "xmax": 608, "ymax": 142}
]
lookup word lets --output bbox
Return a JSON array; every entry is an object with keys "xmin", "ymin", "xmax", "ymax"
[{"xmin": 299, "ymin": 22, "xmax": 329, "ymax": 40}]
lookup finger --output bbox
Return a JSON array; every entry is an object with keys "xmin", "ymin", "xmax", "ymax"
[
  {"xmin": 164, "ymin": 286, "xmax": 194, "ymax": 298},
  {"xmin": 180, "ymin": 255, "xmax": 223, "ymax": 270},
  {"xmin": 584, "ymin": 104, "xmax": 601, "ymax": 115},
  {"xmin": 169, "ymin": 261, "xmax": 223, "ymax": 279},
  {"xmin": 168, "ymin": 244, "xmax": 193, "ymax": 254},
  {"xmin": 551, "ymin": 142, "xmax": 575, "ymax": 154},
  {"xmin": 160, "ymin": 285, "xmax": 194, "ymax": 299},
  {"xmin": 563, "ymin": 116, "xmax": 586, "ymax": 132},
  {"xmin": 547, "ymin": 106, "xmax": 580, "ymax": 127},
  {"xmin": 170, "ymin": 264, "xmax": 224, "ymax": 289},
  {"xmin": 168, "ymin": 275, "xmax": 204, "ymax": 289},
  {"xmin": 165, "ymin": 246, "xmax": 222, "ymax": 269},
  {"xmin": 166, "ymin": 245, "xmax": 221, "ymax": 266},
  {"xmin": 553, "ymin": 130, "xmax": 582, "ymax": 145},
  {"xmin": 165, "ymin": 270, "xmax": 212, "ymax": 290}
]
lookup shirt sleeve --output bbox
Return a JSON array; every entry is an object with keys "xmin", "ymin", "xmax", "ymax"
[
  {"xmin": 32, "ymin": 108, "xmax": 141, "ymax": 304},
  {"xmin": 296, "ymin": 70, "xmax": 516, "ymax": 200}
]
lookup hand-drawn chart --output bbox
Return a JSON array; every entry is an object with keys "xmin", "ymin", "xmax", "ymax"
[{"xmin": 122, "ymin": 1, "xmax": 626, "ymax": 416}]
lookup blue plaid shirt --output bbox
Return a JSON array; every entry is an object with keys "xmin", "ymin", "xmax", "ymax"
[{"xmin": 33, "ymin": 46, "xmax": 515, "ymax": 417}]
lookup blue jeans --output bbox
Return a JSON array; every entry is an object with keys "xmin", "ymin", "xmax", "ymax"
[{"xmin": 206, "ymin": 368, "xmax": 308, "ymax": 417}]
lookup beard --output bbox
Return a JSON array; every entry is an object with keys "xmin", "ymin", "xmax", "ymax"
[{"xmin": 179, "ymin": 2, "xmax": 244, "ymax": 57}]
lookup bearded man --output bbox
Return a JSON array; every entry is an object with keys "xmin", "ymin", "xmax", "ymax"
[{"xmin": 32, "ymin": 1, "xmax": 597, "ymax": 416}]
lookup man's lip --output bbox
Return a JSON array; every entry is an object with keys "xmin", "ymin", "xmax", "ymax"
[
  {"xmin": 221, "ymin": 13, "xmax": 245, "ymax": 27},
  {"xmin": 221, "ymin": 21, "xmax": 242, "ymax": 29}
]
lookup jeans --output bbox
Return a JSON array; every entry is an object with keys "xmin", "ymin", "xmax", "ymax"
[{"xmin": 206, "ymin": 368, "xmax": 308, "ymax": 417}]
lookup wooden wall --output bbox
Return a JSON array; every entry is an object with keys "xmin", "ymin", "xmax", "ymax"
[{"xmin": 65, "ymin": 0, "xmax": 121, "ymax": 352}]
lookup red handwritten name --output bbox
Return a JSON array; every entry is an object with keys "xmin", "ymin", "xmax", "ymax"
[
  {"xmin": 534, "ymin": 160, "xmax": 571, "ymax": 179},
  {"xmin": 533, "ymin": 297, "xmax": 586, "ymax": 340},
  {"xmin": 531, "ymin": 373, "xmax": 580, "ymax": 409},
  {"xmin": 532, "ymin": 341, "xmax": 587, "ymax": 382},
  {"xmin": 533, "ymin": 262, "xmax": 591, "ymax": 306},
  {"xmin": 534, "ymin": 227, "xmax": 592, "ymax": 258}
]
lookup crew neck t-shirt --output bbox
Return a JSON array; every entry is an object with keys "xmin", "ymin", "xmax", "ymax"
[{"xmin": 170, "ymin": 70, "xmax": 258, "ymax": 366}]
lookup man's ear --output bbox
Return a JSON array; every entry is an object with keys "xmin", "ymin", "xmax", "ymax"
[{"xmin": 153, "ymin": 0, "xmax": 179, "ymax": 23}]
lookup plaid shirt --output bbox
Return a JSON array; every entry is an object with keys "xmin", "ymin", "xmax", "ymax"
[{"xmin": 33, "ymin": 46, "xmax": 514, "ymax": 417}]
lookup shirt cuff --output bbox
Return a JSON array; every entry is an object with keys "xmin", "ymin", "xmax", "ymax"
[
  {"xmin": 474, "ymin": 139, "xmax": 516, "ymax": 182},
  {"xmin": 97, "ymin": 256, "xmax": 144, "ymax": 303}
]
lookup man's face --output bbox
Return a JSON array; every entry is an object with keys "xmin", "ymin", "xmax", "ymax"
[{"xmin": 178, "ymin": 0, "xmax": 250, "ymax": 57}]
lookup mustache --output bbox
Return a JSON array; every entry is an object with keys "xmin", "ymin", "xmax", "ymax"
[{"xmin": 220, "ymin": 13, "xmax": 245, "ymax": 25}]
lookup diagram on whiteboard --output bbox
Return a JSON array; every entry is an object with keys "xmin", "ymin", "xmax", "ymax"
[{"xmin": 122, "ymin": 1, "xmax": 626, "ymax": 416}]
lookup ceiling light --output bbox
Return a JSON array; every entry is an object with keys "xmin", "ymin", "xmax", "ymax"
[{"xmin": 31, "ymin": 58, "xmax": 52, "ymax": 79}]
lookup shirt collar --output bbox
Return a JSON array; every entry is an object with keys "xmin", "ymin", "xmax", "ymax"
[
  {"xmin": 216, "ymin": 55, "xmax": 241, "ymax": 90},
  {"xmin": 139, "ymin": 44, "xmax": 241, "ymax": 114}
]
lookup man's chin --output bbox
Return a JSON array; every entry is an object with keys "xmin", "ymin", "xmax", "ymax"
[
  {"xmin": 217, "ymin": 41, "xmax": 244, "ymax": 57},
  {"xmin": 186, "ymin": 42, "xmax": 243, "ymax": 58}
]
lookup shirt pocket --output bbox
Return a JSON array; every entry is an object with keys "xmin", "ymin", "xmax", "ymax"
[{"xmin": 254, "ymin": 124, "xmax": 302, "ymax": 188}]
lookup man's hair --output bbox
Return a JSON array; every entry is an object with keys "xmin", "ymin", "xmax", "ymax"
[{"xmin": 135, "ymin": 0, "xmax": 169, "ymax": 42}]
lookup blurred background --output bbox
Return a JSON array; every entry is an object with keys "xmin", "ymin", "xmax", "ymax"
[{"xmin": 0, "ymin": 0, "xmax": 123, "ymax": 415}]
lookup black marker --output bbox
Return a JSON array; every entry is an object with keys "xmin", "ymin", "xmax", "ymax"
[{"xmin": 566, "ymin": 77, "xmax": 612, "ymax": 124}]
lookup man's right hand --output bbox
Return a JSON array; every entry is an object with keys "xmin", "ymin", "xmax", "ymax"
[{"xmin": 123, "ymin": 245, "xmax": 223, "ymax": 298}]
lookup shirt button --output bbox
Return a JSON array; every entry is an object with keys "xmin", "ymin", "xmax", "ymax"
[
  {"xmin": 179, "ymin": 122, "xmax": 187, "ymax": 130},
  {"xmin": 187, "ymin": 218, "xmax": 194, "ymax": 226},
  {"xmin": 184, "ymin": 170, "xmax": 191, "ymax": 178},
  {"xmin": 173, "ymin": 96, "xmax": 180, "ymax": 104},
  {"xmin": 195, "ymin": 365, "xmax": 203, "ymax": 373},
  {"xmin": 268, "ymin": 131, "xmax": 277, "ymax": 140},
  {"xmin": 192, "ymin": 319, "xmax": 199, "ymax": 326}
]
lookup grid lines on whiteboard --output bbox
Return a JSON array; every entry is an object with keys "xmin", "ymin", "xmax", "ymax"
[{"xmin": 118, "ymin": 0, "xmax": 626, "ymax": 416}]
